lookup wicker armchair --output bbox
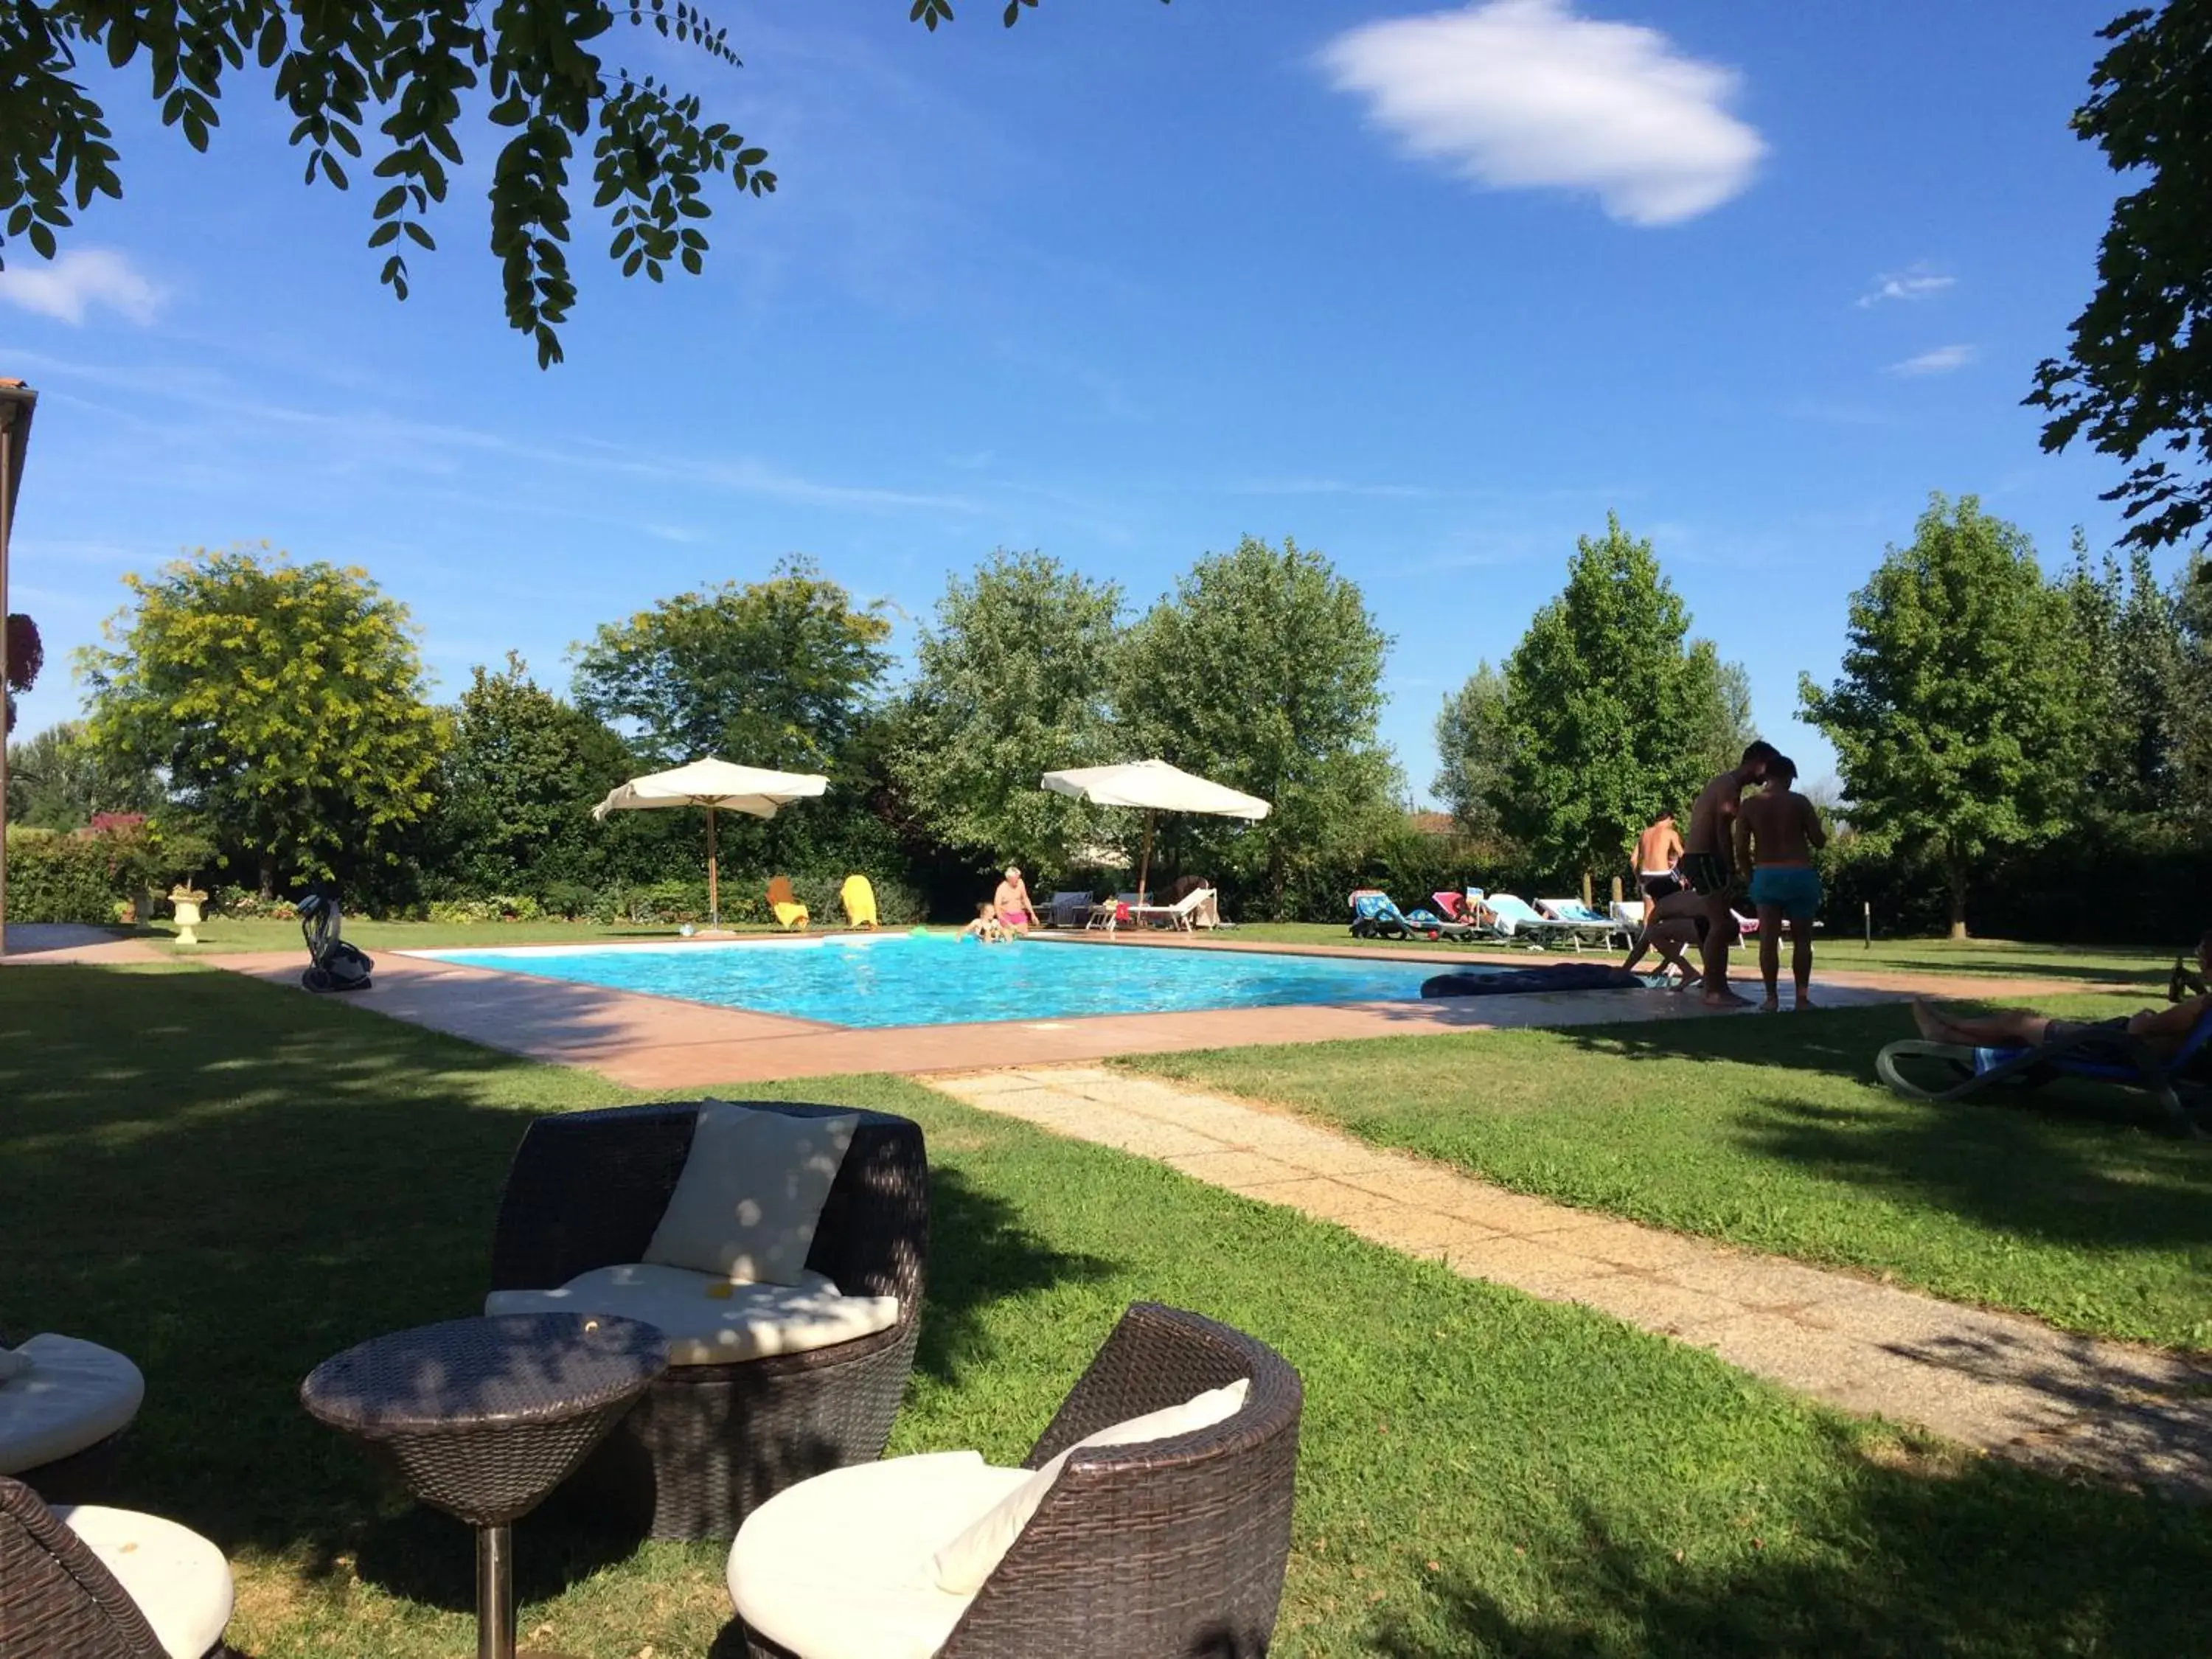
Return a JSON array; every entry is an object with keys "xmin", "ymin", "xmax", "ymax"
[
  {"xmin": 734, "ymin": 1303, "xmax": 1303, "ymax": 1659},
  {"xmin": 0, "ymin": 1477, "xmax": 232, "ymax": 1658},
  {"xmin": 487, "ymin": 1100, "xmax": 928, "ymax": 1541}
]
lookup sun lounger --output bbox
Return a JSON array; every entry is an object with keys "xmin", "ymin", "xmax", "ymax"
[
  {"xmin": 1480, "ymin": 893, "xmax": 1584, "ymax": 949},
  {"xmin": 839, "ymin": 874, "xmax": 879, "ymax": 928},
  {"xmin": 1877, "ymin": 1004, "xmax": 2212, "ymax": 1136},
  {"xmin": 767, "ymin": 875, "xmax": 809, "ymax": 931},
  {"xmin": 1537, "ymin": 898, "xmax": 1632, "ymax": 948},
  {"xmin": 1046, "ymin": 891, "xmax": 1094, "ymax": 929},
  {"xmin": 1124, "ymin": 886, "xmax": 1215, "ymax": 933},
  {"xmin": 1350, "ymin": 892, "xmax": 1474, "ymax": 942}
]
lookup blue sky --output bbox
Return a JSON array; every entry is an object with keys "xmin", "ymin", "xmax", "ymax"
[{"xmin": 0, "ymin": 0, "xmax": 2172, "ymax": 802}]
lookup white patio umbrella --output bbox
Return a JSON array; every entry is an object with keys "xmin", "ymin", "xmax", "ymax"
[
  {"xmin": 1039, "ymin": 758, "xmax": 1270, "ymax": 902},
  {"xmin": 592, "ymin": 757, "xmax": 828, "ymax": 925}
]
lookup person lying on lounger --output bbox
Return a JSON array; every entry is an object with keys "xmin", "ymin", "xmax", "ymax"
[{"xmin": 1910, "ymin": 930, "xmax": 2212, "ymax": 1060}]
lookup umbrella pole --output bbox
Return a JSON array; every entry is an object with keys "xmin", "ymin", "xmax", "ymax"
[
  {"xmin": 1137, "ymin": 810, "xmax": 1155, "ymax": 905},
  {"xmin": 706, "ymin": 806, "xmax": 720, "ymax": 927}
]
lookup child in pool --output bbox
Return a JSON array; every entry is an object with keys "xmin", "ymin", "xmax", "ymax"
[{"xmin": 963, "ymin": 902, "xmax": 1006, "ymax": 943}]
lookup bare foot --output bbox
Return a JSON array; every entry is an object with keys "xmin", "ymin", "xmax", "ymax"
[
  {"xmin": 1759, "ymin": 995, "xmax": 1780, "ymax": 1013},
  {"xmin": 1795, "ymin": 991, "xmax": 1817, "ymax": 1010},
  {"xmin": 1702, "ymin": 987, "xmax": 1753, "ymax": 1008},
  {"xmin": 1910, "ymin": 998, "xmax": 1949, "ymax": 1041}
]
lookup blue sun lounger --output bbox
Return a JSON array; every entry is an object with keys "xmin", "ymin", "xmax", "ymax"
[{"xmin": 1349, "ymin": 891, "xmax": 1473, "ymax": 942}]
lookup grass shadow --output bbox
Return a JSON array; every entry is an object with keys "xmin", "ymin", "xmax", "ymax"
[{"xmin": 1367, "ymin": 1426, "xmax": 2212, "ymax": 1656}]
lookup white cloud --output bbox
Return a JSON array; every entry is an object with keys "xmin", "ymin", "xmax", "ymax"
[
  {"xmin": 1887, "ymin": 344, "xmax": 1975, "ymax": 377},
  {"xmin": 0, "ymin": 248, "xmax": 163, "ymax": 326},
  {"xmin": 1857, "ymin": 269, "xmax": 1955, "ymax": 308},
  {"xmin": 1318, "ymin": 0, "xmax": 1765, "ymax": 227}
]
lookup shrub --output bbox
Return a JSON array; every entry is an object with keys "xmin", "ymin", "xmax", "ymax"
[{"xmin": 4, "ymin": 828, "xmax": 125, "ymax": 924}]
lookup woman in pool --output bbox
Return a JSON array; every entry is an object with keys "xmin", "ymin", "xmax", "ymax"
[
  {"xmin": 963, "ymin": 902, "xmax": 1006, "ymax": 943},
  {"xmin": 992, "ymin": 866, "xmax": 1036, "ymax": 936}
]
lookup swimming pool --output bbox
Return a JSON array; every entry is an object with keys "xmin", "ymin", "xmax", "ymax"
[{"xmin": 425, "ymin": 933, "xmax": 1441, "ymax": 1029}]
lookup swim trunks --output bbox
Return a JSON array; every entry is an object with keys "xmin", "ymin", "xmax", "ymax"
[
  {"xmin": 1748, "ymin": 865, "xmax": 1822, "ymax": 920},
  {"xmin": 1640, "ymin": 871, "xmax": 1683, "ymax": 902},
  {"xmin": 1678, "ymin": 851, "xmax": 1731, "ymax": 897}
]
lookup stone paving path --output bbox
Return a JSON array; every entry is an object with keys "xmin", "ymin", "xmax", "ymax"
[{"xmin": 928, "ymin": 1064, "xmax": 2212, "ymax": 1499}]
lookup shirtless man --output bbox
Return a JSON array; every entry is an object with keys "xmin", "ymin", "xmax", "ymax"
[
  {"xmin": 1733, "ymin": 755, "xmax": 1827, "ymax": 1011},
  {"xmin": 1632, "ymin": 810, "xmax": 1685, "ymax": 905},
  {"xmin": 1680, "ymin": 740, "xmax": 1781, "ymax": 1006},
  {"xmin": 992, "ymin": 866, "xmax": 1036, "ymax": 936}
]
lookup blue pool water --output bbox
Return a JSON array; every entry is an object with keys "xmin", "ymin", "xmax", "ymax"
[{"xmin": 426, "ymin": 934, "xmax": 1441, "ymax": 1029}]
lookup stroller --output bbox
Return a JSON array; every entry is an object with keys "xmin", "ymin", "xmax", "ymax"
[{"xmin": 298, "ymin": 891, "xmax": 374, "ymax": 993}]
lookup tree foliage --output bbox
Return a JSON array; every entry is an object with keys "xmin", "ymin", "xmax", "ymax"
[
  {"xmin": 2028, "ymin": 1, "xmax": 2212, "ymax": 550},
  {"xmin": 1118, "ymin": 535, "xmax": 1397, "ymax": 917},
  {"xmin": 1800, "ymin": 495, "xmax": 2091, "ymax": 936},
  {"xmin": 2059, "ymin": 531, "xmax": 2184, "ymax": 818},
  {"xmin": 572, "ymin": 557, "xmax": 891, "ymax": 773},
  {"xmin": 1432, "ymin": 661, "xmax": 1512, "ymax": 846},
  {"xmin": 890, "ymin": 550, "xmax": 1124, "ymax": 870},
  {"xmin": 430, "ymin": 653, "xmax": 647, "ymax": 896},
  {"xmin": 4, "ymin": 611, "xmax": 40, "ymax": 731},
  {"xmin": 4, "ymin": 718, "xmax": 164, "ymax": 828},
  {"xmin": 0, "ymin": 0, "xmax": 1135, "ymax": 364},
  {"xmin": 1494, "ymin": 516, "xmax": 1747, "ymax": 883},
  {"xmin": 78, "ymin": 546, "xmax": 445, "ymax": 894},
  {"xmin": 2171, "ymin": 553, "xmax": 2212, "ymax": 820}
]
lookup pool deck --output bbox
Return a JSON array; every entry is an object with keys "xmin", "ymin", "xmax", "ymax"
[{"xmin": 201, "ymin": 932, "xmax": 2124, "ymax": 1087}]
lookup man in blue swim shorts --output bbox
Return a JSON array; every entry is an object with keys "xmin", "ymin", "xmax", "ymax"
[{"xmin": 1734, "ymin": 755, "xmax": 1828, "ymax": 1011}]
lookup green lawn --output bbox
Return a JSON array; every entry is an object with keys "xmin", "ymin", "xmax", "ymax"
[
  {"xmin": 1217, "ymin": 922, "xmax": 2173, "ymax": 990},
  {"xmin": 4, "ymin": 967, "xmax": 2210, "ymax": 1655},
  {"xmin": 1127, "ymin": 995, "xmax": 2212, "ymax": 1351}
]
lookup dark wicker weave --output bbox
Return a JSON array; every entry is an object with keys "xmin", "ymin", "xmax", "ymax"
[
  {"xmin": 487, "ymin": 1100, "xmax": 929, "ymax": 1542},
  {"xmin": 738, "ymin": 1303, "xmax": 1302, "ymax": 1659},
  {"xmin": 0, "ymin": 1476, "xmax": 209, "ymax": 1659},
  {"xmin": 299, "ymin": 1313, "xmax": 666, "ymax": 1527}
]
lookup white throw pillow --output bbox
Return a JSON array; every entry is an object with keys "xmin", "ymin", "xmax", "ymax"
[
  {"xmin": 644, "ymin": 1101, "xmax": 860, "ymax": 1286},
  {"xmin": 931, "ymin": 1377, "xmax": 1249, "ymax": 1594}
]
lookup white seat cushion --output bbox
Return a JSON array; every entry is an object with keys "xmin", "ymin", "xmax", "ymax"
[
  {"xmin": 931, "ymin": 1377, "xmax": 1248, "ymax": 1593},
  {"xmin": 0, "ymin": 1335, "xmax": 145, "ymax": 1475},
  {"xmin": 728, "ymin": 1451, "xmax": 1029, "ymax": 1659},
  {"xmin": 484, "ymin": 1263, "xmax": 899, "ymax": 1366},
  {"xmin": 643, "ymin": 1101, "xmax": 860, "ymax": 1286},
  {"xmin": 54, "ymin": 1504, "xmax": 233, "ymax": 1659}
]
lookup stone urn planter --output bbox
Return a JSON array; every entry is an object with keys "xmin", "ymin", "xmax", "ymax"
[{"xmin": 170, "ymin": 886, "xmax": 208, "ymax": 946}]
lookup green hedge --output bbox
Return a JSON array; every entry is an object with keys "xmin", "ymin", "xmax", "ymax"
[{"xmin": 4, "ymin": 828, "xmax": 133, "ymax": 925}]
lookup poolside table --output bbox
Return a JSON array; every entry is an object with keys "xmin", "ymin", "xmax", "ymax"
[{"xmin": 301, "ymin": 1312, "xmax": 667, "ymax": 1659}]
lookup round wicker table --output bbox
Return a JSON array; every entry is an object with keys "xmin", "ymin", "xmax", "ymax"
[{"xmin": 302, "ymin": 1312, "xmax": 667, "ymax": 1659}]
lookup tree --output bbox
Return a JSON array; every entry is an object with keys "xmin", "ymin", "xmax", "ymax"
[
  {"xmin": 1800, "ymin": 495, "xmax": 2091, "ymax": 939},
  {"xmin": 4, "ymin": 611, "xmax": 39, "ymax": 731},
  {"xmin": 431, "ymin": 654, "xmax": 648, "ymax": 896},
  {"xmin": 1432, "ymin": 661, "xmax": 1514, "ymax": 845},
  {"xmin": 1685, "ymin": 650, "xmax": 1758, "ymax": 782},
  {"xmin": 2170, "ymin": 552, "xmax": 2212, "ymax": 820},
  {"xmin": 2028, "ymin": 1, "xmax": 2212, "ymax": 552},
  {"xmin": 573, "ymin": 557, "xmax": 891, "ymax": 774},
  {"xmin": 4, "ymin": 719, "xmax": 163, "ymax": 829},
  {"xmin": 2058, "ymin": 530, "xmax": 2183, "ymax": 818},
  {"xmin": 1495, "ymin": 516, "xmax": 1748, "ymax": 884},
  {"xmin": 0, "ymin": 0, "xmax": 1139, "ymax": 364},
  {"xmin": 79, "ymin": 546, "xmax": 445, "ymax": 895},
  {"xmin": 890, "ymin": 551, "xmax": 1124, "ymax": 870},
  {"xmin": 1117, "ymin": 536, "xmax": 1398, "ymax": 917}
]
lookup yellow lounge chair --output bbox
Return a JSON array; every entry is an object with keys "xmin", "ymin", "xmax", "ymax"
[
  {"xmin": 767, "ymin": 875, "xmax": 810, "ymax": 931},
  {"xmin": 840, "ymin": 874, "xmax": 879, "ymax": 928}
]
